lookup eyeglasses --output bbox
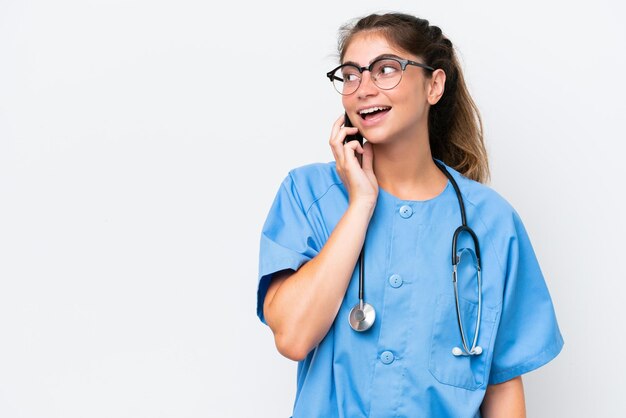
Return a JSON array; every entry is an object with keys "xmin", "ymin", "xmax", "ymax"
[{"xmin": 326, "ymin": 57, "xmax": 435, "ymax": 96}]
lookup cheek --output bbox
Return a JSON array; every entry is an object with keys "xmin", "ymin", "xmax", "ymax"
[
  {"xmin": 407, "ymin": 87, "xmax": 429, "ymax": 109},
  {"xmin": 400, "ymin": 93, "xmax": 429, "ymax": 121},
  {"xmin": 341, "ymin": 95, "xmax": 353, "ymax": 111}
]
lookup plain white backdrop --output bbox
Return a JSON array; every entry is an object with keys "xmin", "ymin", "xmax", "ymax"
[{"xmin": 1, "ymin": 0, "xmax": 625, "ymax": 416}]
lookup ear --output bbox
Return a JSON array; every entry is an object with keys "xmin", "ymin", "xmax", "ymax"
[{"xmin": 427, "ymin": 69, "xmax": 446, "ymax": 105}]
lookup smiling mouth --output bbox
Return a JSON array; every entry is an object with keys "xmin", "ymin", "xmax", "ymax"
[{"xmin": 359, "ymin": 106, "xmax": 391, "ymax": 120}]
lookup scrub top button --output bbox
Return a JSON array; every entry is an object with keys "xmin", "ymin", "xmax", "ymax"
[
  {"xmin": 399, "ymin": 205, "xmax": 413, "ymax": 218},
  {"xmin": 389, "ymin": 274, "xmax": 403, "ymax": 288},
  {"xmin": 380, "ymin": 351, "xmax": 395, "ymax": 365}
]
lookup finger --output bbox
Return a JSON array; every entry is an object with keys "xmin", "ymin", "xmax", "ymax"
[
  {"xmin": 330, "ymin": 128, "xmax": 360, "ymax": 148},
  {"xmin": 329, "ymin": 114, "xmax": 345, "ymax": 142},
  {"xmin": 362, "ymin": 141, "xmax": 374, "ymax": 173},
  {"xmin": 330, "ymin": 128, "xmax": 359, "ymax": 165},
  {"xmin": 342, "ymin": 139, "xmax": 364, "ymax": 168},
  {"xmin": 329, "ymin": 114, "xmax": 359, "ymax": 146},
  {"xmin": 344, "ymin": 139, "xmax": 364, "ymax": 155},
  {"xmin": 329, "ymin": 115, "xmax": 346, "ymax": 164}
]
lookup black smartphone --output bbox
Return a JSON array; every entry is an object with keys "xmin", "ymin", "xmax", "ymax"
[{"xmin": 343, "ymin": 112, "xmax": 364, "ymax": 146}]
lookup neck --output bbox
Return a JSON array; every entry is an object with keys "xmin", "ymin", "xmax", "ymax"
[{"xmin": 372, "ymin": 130, "xmax": 448, "ymax": 201}]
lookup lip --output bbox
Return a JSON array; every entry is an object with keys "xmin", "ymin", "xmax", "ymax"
[
  {"xmin": 357, "ymin": 105, "xmax": 391, "ymax": 128},
  {"xmin": 357, "ymin": 104, "xmax": 391, "ymax": 114}
]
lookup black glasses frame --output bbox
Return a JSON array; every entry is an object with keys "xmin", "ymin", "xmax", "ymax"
[{"xmin": 326, "ymin": 57, "xmax": 435, "ymax": 95}]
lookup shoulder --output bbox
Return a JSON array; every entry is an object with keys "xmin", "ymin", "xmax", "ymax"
[
  {"xmin": 457, "ymin": 175, "xmax": 512, "ymax": 214},
  {"xmin": 444, "ymin": 164, "xmax": 522, "ymax": 229},
  {"xmin": 444, "ymin": 165, "xmax": 536, "ymax": 275},
  {"xmin": 282, "ymin": 162, "xmax": 343, "ymax": 212}
]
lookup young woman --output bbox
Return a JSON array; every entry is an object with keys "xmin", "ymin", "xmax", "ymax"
[{"xmin": 257, "ymin": 12, "xmax": 563, "ymax": 418}]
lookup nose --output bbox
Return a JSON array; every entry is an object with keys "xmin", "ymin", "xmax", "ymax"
[{"xmin": 356, "ymin": 71, "xmax": 378, "ymax": 99}]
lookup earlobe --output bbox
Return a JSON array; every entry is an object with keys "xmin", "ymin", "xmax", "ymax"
[{"xmin": 427, "ymin": 69, "xmax": 446, "ymax": 105}]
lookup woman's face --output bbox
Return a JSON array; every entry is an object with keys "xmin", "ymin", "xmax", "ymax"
[{"xmin": 341, "ymin": 32, "xmax": 437, "ymax": 144}]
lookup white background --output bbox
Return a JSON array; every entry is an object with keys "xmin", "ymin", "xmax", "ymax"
[{"xmin": 1, "ymin": 0, "xmax": 624, "ymax": 417}]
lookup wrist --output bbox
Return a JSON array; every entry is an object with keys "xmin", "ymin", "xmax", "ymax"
[{"xmin": 348, "ymin": 198, "xmax": 377, "ymax": 216}]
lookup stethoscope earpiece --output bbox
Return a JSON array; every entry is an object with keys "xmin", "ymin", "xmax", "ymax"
[{"xmin": 452, "ymin": 345, "xmax": 483, "ymax": 356}]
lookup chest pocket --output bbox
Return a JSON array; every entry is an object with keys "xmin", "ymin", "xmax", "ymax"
[{"xmin": 428, "ymin": 294, "xmax": 500, "ymax": 390}]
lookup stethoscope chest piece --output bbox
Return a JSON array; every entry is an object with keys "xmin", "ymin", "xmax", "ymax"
[{"xmin": 349, "ymin": 301, "xmax": 375, "ymax": 332}]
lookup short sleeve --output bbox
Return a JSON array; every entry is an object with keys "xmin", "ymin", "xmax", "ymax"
[
  {"xmin": 256, "ymin": 174, "xmax": 321, "ymax": 324},
  {"xmin": 488, "ymin": 211, "xmax": 564, "ymax": 384}
]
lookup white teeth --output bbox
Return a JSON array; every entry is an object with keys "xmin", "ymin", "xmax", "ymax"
[{"xmin": 359, "ymin": 106, "xmax": 390, "ymax": 115}]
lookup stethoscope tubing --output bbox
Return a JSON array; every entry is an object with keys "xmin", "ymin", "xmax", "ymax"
[
  {"xmin": 349, "ymin": 160, "xmax": 483, "ymax": 358},
  {"xmin": 358, "ymin": 246, "xmax": 364, "ymax": 302},
  {"xmin": 436, "ymin": 161, "xmax": 484, "ymax": 356}
]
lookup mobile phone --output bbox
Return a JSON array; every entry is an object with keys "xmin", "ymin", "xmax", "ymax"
[{"xmin": 343, "ymin": 112, "xmax": 364, "ymax": 146}]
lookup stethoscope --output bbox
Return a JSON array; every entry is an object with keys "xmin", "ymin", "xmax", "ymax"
[{"xmin": 348, "ymin": 160, "xmax": 484, "ymax": 357}]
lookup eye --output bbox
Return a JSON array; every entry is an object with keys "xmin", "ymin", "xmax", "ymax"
[
  {"xmin": 380, "ymin": 65, "xmax": 398, "ymax": 75},
  {"xmin": 374, "ymin": 60, "xmax": 401, "ymax": 78},
  {"xmin": 341, "ymin": 67, "xmax": 361, "ymax": 83}
]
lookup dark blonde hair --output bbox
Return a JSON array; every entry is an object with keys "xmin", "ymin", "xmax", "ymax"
[{"xmin": 338, "ymin": 13, "xmax": 490, "ymax": 183}]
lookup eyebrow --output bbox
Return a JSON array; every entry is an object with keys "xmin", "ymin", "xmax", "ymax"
[{"xmin": 342, "ymin": 53, "xmax": 404, "ymax": 67}]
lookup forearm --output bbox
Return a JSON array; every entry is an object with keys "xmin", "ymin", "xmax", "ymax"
[
  {"xmin": 481, "ymin": 376, "xmax": 526, "ymax": 418},
  {"xmin": 263, "ymin": 201, "xmax": 374, "ymax": 360}
]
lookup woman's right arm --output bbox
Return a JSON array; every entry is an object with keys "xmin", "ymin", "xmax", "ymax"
[{"xmin": 263, "ymin": 115, "xmax": 378, "ymax": 361}]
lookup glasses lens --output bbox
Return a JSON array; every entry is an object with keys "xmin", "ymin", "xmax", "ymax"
[
  {"xmin": 332, "ymin": 65, "xmax": 360, "ymax": 95},
  {"xmin": 372, "ymin": 59, "xmax": 403, "ymax": 90}
]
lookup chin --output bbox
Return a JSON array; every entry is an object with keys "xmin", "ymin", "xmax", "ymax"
[{"xmin": 362, "ymin": 129, "xmax": 395, "ymax": 144}]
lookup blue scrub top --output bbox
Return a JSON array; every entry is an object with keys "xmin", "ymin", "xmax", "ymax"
[{"xmin": 257, "ymin": 161, "xmax": 563, "ymax": 418}]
